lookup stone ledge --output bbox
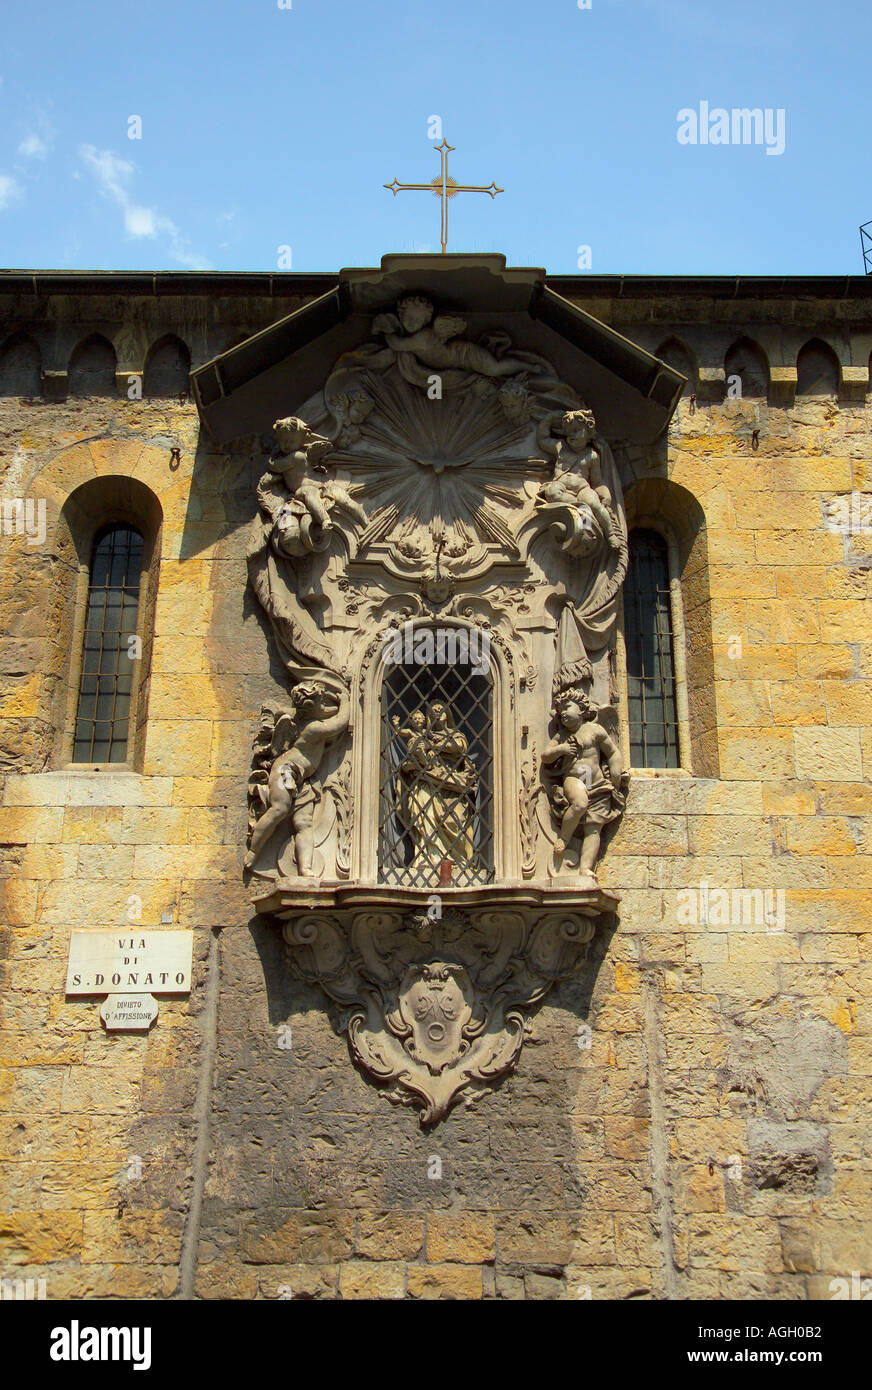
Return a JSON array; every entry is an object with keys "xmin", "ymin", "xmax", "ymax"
[
  {"xmin": 252, "ymin": 879, "xmax": 619, "ymax": 922},
  {"xmin": 270, "ymin": 885, "xmax": 612, "ymax": 1126},
  {"xmin": 1, "ymin": 771, "xmax": 173, "ymax": 808}
]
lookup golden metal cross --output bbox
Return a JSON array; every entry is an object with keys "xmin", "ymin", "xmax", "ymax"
[{"xmin": 384, "ymin": 139, "xmax": 503, "ymax": 255}]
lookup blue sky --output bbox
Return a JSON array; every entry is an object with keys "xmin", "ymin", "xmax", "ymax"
[{"xmin": 0, "ymin": 0, "xmax": 869, "ymax": 276}]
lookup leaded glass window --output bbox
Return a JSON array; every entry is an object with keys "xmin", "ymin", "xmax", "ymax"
[
  {"xmin": 379, "ymin": 631, "xmax": 494, "ymax": 886},
  {"xmin": 72, "ymin": 524, "xmax": 144, "ymax": 763},
  {"xmin": 625, "ymin": 528, "xmax": 680, "ymax": 769}
]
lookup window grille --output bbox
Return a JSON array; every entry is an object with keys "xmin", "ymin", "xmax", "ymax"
[
  {"xmin": 625, "ymin": 528, "xmax": 680, "ymax": 768},
  {"xmin": 378, "ymin": 637, "xmax": 494, "ymax": 886},
  {"xmin": 72, "ymin": 524, "xmax": 144, "ymax": 763}
]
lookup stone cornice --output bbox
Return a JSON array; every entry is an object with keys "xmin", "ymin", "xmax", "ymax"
[{"xmin": 2, "ymin": 268, "xmax": 872, "ymax": 300}]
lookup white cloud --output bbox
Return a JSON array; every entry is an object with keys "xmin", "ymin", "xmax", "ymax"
[
  {"xmin": 78, "ymin": 144, "xmax": 210, "ymax": 268},
  {"xmin": 124, "ymin": 204, "xmax": 159, "ymax": 238},
  {"xmin": 0, "ymin": 174, "xmax": 22, "ymax": 210},
  {"xmin": 167, "ymin": 242, "xmax": 209, "ymax": 271},
  {"xmin": 17, "ymin": 110, "xmax": 56, "ymax": 162},
  {"xmin": 18, "ymin": 132, "xmax": 49, "ymax": 160},
  {"xmin": 79, "ymin": 145, "xmax": 135, "ymax": 205}
]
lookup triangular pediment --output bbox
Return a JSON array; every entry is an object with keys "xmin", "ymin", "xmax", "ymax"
[{"xmin": 191, "ymin": 254, "xmax": 684, "ymax": 447}]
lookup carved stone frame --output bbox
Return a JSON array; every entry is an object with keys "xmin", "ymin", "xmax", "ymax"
[
  {"xmin": 352, "ymin": 617, "xmax": 520, "ymax": 885},
  {"xmin": 230, "ymin": 257, "xmax": 693, "ymax": 1122}
]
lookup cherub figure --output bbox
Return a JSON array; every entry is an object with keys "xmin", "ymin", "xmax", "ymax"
[
  {"xmin": 245, "ymin": 682, "xmax": 350, "ymax": 876},
  {"xmin": 271, "ymin": 415, "xmax": 333, "ymax": 485},
  {"xmin": 269, "ymin": 415, "xmax": 366, "ymax": 556},
  {"xmin": 542, "ymin": 688, "xmax": 629, "ymax": 884},
  {"xmin": 536, "ymin": 407, "xmax": 621, "ymax": 553},
  {"xmin": 373, "ymin": 296, "xmax": 528, "ymax": 385},
  {"xmin": 329, "ymin": 388, "xmax": 374, "ymax": 446},
  {"xmin": 392, "ymin": 708, "xmax": 428, "ymax": 758},
  {"xmin": 498, "ymin": 378, "xmax": 534, "ymax": 423}
]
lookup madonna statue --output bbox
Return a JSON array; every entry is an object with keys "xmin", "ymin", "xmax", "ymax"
[{"xmin": 392, "ymin": 703, "xmax": 478, "ymax": 869}]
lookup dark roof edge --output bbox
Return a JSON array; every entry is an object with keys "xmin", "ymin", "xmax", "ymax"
[
  {"xmin": 0, "ymin": 270, "xmax": 339, "ymax": 297},
  {"xmin": 546, "ymin": 274, "xmax": 870, "ymax": 299},
  {"xmin": 1, "ymin": 270, "xmax": 871, "ymax": 299}
]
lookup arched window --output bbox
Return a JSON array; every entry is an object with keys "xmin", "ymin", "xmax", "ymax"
[
  {"xmin": 624, "ymin": 529, "xmax": 680, "ymax": 769},
  {"xmin": 72, "ymin": 524, "xmax": 145, "ymax": 763},
  {"xmin": 655, "ymin": 337, "xmax": 697, "ymax": 396},
  {"xmin": 378, "ymin": 628, "xmax": 494, "ymax": 886}
]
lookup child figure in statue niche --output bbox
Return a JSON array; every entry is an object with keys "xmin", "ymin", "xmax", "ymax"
[
  {"xmin": 269, "ymin": 415, "xmax": 366, "ymax": 556},
  {"xmin": 245, "ymin": 682, "xmax": 350, "ymax": 877},
  {"xmin": 537, "ymin": 407, "xmax": 622, "ymax": 553},
  {"xmin": 542, "ymin": 688, "xmax": 630, "ymax": 884},
  {"xmin": 392, "ymin": 708, "xmax": 428, "ymax": 764}
]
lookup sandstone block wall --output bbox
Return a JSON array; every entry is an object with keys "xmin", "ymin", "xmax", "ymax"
[{"xmin": 0, "ymin": 279, "xmax": 870, "ymax": 1299}]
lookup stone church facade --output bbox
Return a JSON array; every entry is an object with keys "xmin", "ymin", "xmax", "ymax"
[{"xmin": 0, "ymin": 257, "xmax": 869, "ymax": 1300}]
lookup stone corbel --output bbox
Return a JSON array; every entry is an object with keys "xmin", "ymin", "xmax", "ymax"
[
  {"xmin": 839, "ymin": 366, "xmax": 869, "ymax": 403},
  {"xmin": 116, "ymin": 368, "xmax": 143, "ymax": 399},
  {"xmin": 272, "ymin": 883, "xmax": 615, "ymax": 1125},
  {"xmin": 41, "ymin": 370, "xmax": 68, "ymax": 402},
  {"xmin": 530, "ymin": 500, "xmax": 601, "ymax": 556},
  {"xmin": 696, "ymin": 366, "xmax": 726, "ymax": 403},
  {"xmin": 769, "ymin": 366, "xmax": 797, "ymax": 407}
]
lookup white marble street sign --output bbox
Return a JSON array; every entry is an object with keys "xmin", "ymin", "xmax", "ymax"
[
  {"xmin": 100, "ymin": 993, "xmax": 159, "ymax": 1031},
  {"xmin": 66, "ymin": 931, "xmax": 193, "ymax": 995}
]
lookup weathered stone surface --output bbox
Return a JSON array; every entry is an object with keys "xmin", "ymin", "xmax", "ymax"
[
  {"xmin": 426, "ymin": 1211, "xmax": 495, "ymax": 1264},
  {"xmin": 407, "ymin": 1263, "xmax": 483, "ymax": 1299},
  {"xmin": 356, "ymin": 1213, "xmax": 424, "ymax": 1261},
  {"xmin": 1, "ymin": 275, "xmax": 870, "ymax": 1301},
  {"xmin": 338, "ymin": 1260, "xmax": 406, "ymax": 1300}
]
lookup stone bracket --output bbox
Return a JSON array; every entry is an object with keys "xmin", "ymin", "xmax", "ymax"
[
  {"xmin": 696, "ymin": 367, "xmax": 726, "ymax": 403},
  {"xmin": 41, "ymin": 370, "xmax": 68, "ymax": 402},
  {"xmin": 840, "ymin": 366, "xmax": 869, "ymax": 403},
  {"xmin": 262, "ymin": 882, "xmax": 618, "ymax": 1125},
  {"xmin": 769, "ymin": 366, "xmax": 797, "ymax": 407}
]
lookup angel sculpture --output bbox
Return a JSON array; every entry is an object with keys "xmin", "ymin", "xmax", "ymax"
[
  {"xmin": 372, "ymin": 296, "xmax": 529, "ymax": 389},
  {"xmin": 245, "ymin": 682, "xmax": 350, "ymax": 877},
  {"xmin": 536, "ymin": 407, "xmax": 622, "ymax": 554},
  {"xmin": 541, "ymin": 688, "xmax": 629, "ymax": 886},
  {"xmin": 326, "ymin": 387, "xmax": 374, "ymax": 446},
  {"xmin": 268, "ymin": 416, "xmax": 366, "ymax": 557}
]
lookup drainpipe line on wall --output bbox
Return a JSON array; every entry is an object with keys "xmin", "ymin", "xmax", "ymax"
[
  {"xmin": 176, "ymin": 927, "xmax": 221, "ymax": 1300},
  {"xmin": 643, "ymin": 968, "xmax": 681, "ymax": 1299}
]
